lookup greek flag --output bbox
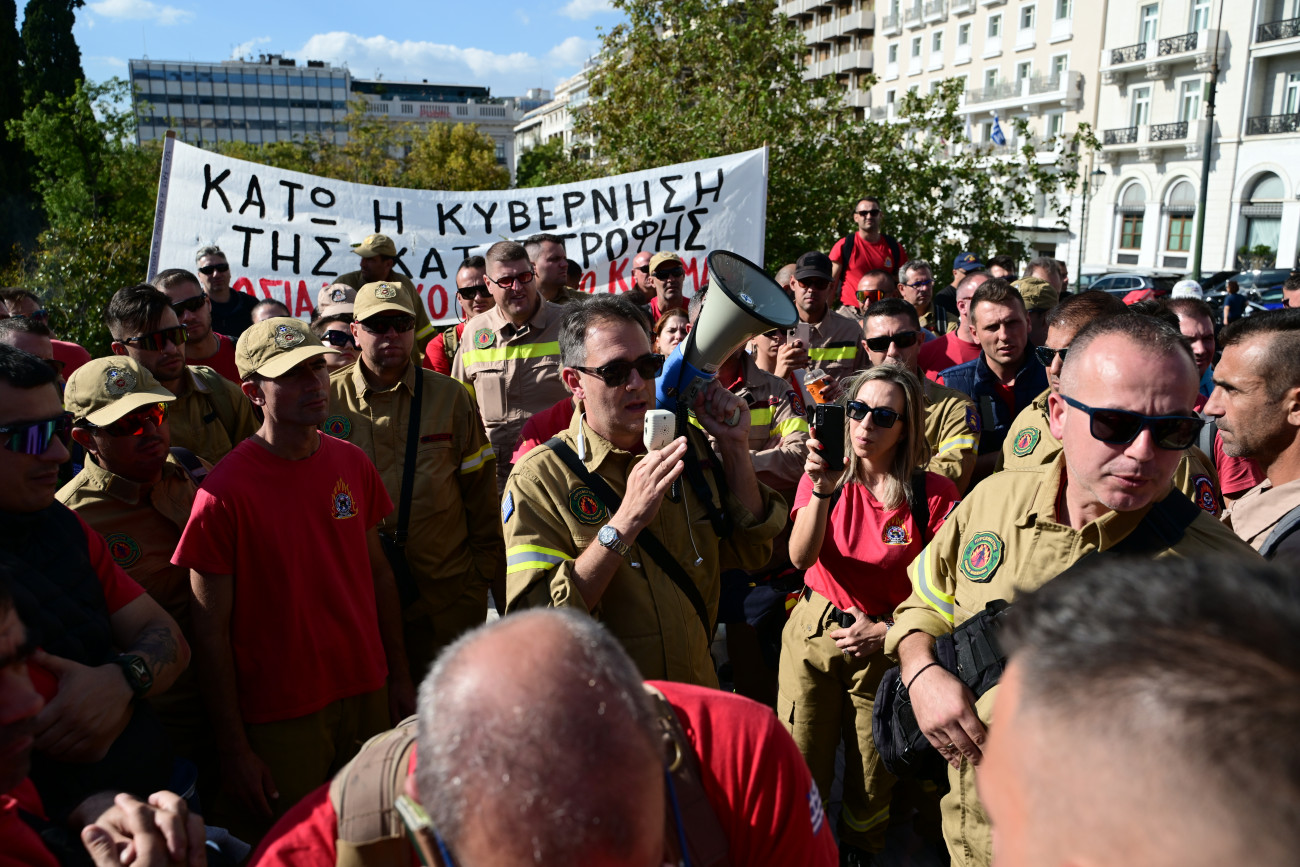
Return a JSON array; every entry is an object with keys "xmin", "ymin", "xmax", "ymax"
[{"xmin": 990, "ymin": 112, "xmax": 1007, "ymax": 146}]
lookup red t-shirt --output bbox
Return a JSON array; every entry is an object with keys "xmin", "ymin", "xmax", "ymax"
[
  {"xmin": 1193, "ymin": 393, "xmax": 1265, "ymax": 496},
  {"xmin": 512, "ymin": 397, "xmax": 577, "ymax": 463},
  {"xmin": 186, "ymin": 333, "xmax": 241, "ymax": 383},
  {"xmin": 251, "ymin": 682, "xmax": 837, "ymax": 867},
  {"xmin": 51, "ymin": 339, "xmax": 91, "ymax": 378},
  {"xmin": 793, "ymin": 472, "xmax": 959, "ymax": 615},
  {"xmin": 918, "ymin": 331, "xmax": 981, "ymax": 382},
  {"xmin": 422, "ymin": 324, "xmax": 465, "ymax": 376},
  {"xmin": 830, "ymin": 234, "xmax": 908, "ymax": 307},
  {"xmin": 172, "ymin": 434, "xmax": 393, "ymax": 724},
  {"xmin": 0, "ymin": 780, "xmax": 59, "ymax": 867}
]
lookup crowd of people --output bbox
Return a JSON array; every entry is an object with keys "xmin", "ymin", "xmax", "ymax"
[{"xmin": 2, "ymin": 197, "xmax": 1299, "ymax": 867}]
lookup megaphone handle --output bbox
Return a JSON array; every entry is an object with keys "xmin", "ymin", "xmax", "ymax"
[{"xmin": 725, "ymin": 405, "xmax": 741, "ymax": 426}]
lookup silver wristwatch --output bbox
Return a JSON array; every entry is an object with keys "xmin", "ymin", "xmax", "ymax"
[{"xmin": 597, "ymin": 524, "xmax": 631, "ymax": 557}]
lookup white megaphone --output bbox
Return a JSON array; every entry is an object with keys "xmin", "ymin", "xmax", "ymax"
[{"xmin": 655, "ymin": 250, "xmax": 798, "ymax": 421}]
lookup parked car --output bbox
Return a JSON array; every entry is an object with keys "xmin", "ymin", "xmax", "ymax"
[
  {"xmin": 1203, "ymin": 269, "xmax": 1292, "ymax": 296},
  {"xmin": 1089, "ymin": 272, "xmax": 1180, "ymax": 299}
]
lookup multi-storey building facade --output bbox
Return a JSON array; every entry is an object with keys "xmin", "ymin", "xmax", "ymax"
[
  {"xmin": 1089, "ymin": 0, "xmax": 1300, "ymax": 273},
  {"xmin": 778, "ymin": 0, "xmax": 878, "ymax": 115},
  {"xmin": 513, "ymin": 63, "xmax": 593, "ymax": 161}
]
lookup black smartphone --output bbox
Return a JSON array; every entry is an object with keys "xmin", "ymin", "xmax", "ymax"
[{"xmin": 809, "ymin": 404, "xmax": 845, "ymax": 470}]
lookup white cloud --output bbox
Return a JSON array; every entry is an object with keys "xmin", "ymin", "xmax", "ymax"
[
  {"xmin": 87, "ymin": 0, "xmax": 194, "ymax": 26},
  {"xmin": 559, "ymin": 0, "xmax": 613, "ymax": 20},
  {"xmin": 230, "ymin": 37, "xmax": 272, "ymax": 60},
  {"xmin": 294, "ymin": 31, "xmax": 594, "ymax": 95},
  {"xmin": 88, "ymin": 55, "xmax": 128, "ymax": 69},
  {"xmin": 515, "ymin": 8, "xmax": 531, "ymax": 25}
]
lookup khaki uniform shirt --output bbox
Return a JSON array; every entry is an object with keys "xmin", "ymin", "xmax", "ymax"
[
  {"xmin": 327, "ymin": 361, "xmax": 503, "ymax": 619},
  {"xmin": 729, "ymin": 352, "xmax": 810, "ymax": 494},
  {"xmin": 544, "ymin": 286, "xmax": 587, "ymax": 306},
  {"xmin": 1001, "ymin": 388, "xmax": 1226, "ymax": 517},
  {"xmin": 805, "ymin": 309, "xmax": 868, "ymax": 383},
  {"xmin": 1224, "ymin": 478, "xmax": 1300, "ymax": 554},
  {"xmin": 503, "ymin": 414, "xmax": 786, "ymax": 686},
  {"xmin": 336, "ymin": 270, "xmax": 435, "ymax": 344},
  {"xmin": 168, "ymin": 366, "xmax": 259, "ymax": 465},
  {"xmin": 452, "ymin": 300, "xmax": 570, "ymax": 493},
  {"xmin": 57, "ymin": 455, "xmax": 206, "ymax": 726},
  {"xmin": 924, "ymin": 379, "xmax": 979, "ymax": 495}
]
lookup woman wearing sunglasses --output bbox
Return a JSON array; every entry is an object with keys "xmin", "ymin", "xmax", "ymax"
[{"xmin": 778, "ymin": 365, "xmax": 960, "ymax": 864}]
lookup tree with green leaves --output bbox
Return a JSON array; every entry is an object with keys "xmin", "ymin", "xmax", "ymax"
[
  {"xmin": 404, "ymin": 122, "xmax": 510, "ymax": 191},
  {"xmin": 20, "ymin": 0, "xmax": 83, "ymax": 106}
]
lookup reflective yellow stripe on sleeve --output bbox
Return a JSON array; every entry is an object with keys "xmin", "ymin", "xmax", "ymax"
[
  {"xmin": 937, "ymin": 435, "xmax": 977, "ymax": 453},
  {"xmin": 460, "ymin": 444, "xmax": 495, "ymax": 474},
  {"xmin": 808, "ymin": 346, "xmax": 858, "ymax": 362},
  {"xmin": 416, "ymin": 323, "xmax": 436, "ymax": 341},
  {"xmin": 506, "ymin": 544, "xmax": 572, "ymax": 573},
  {"xmin": 462, "ymin": 342, "xmax": 561, "ymax": 366},
  {"xmin": 914, "ymin": 542, "xmax": 955, "ymax": 624},
  {"xmin": 749, "ymin": 407, "xmax": 774, "ymax": 427},
  {"xmin": 775, "ymin": 417, "xmax": 810, "ymax": 437},
  {"xmin": 842, "ymin": 803, "xmax": 890, "ymax": 833}
]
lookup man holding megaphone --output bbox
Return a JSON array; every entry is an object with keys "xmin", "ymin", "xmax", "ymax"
[{"xmin": 502, "ymin": 294, "xmax": 787, "ymax": 687}]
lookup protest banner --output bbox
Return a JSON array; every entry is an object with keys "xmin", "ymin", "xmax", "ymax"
[{"xmin": 148, "ymin": 137, "xmax": 768, "ymax": 325}]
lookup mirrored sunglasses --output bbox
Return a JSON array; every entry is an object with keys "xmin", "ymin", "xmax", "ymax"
[
  {"xmin": 85, "ymin": 403, "xmax": 168, "ymax": 438},
  {"xmin": 1035, "ymin": 345, "xmax": 1069, "ymax": 367},
  {"xmin": 0, "ymin": 412, "xmax": 73, "ymax": 455},
  {"xmin": 121, "ymin": 326, "xmax": 188, "ymax": 351}
]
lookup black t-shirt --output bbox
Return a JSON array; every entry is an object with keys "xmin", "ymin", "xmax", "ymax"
[{"xmin": 210, "ymin": 290, "xmax": 259, "ymax": 341}]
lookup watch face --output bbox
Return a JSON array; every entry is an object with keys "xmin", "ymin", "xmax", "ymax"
[{"xmin": 598, "ymin": 526, "xmax": 616, "ymax": 545}]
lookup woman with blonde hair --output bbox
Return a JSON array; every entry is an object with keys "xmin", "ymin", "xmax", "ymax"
[{"xmin": 779, "ymin": 364, "xmax": 960, "ymax": 864}]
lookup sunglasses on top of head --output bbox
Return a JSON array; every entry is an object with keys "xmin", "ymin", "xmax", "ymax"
[
  {"xmin": 574, "ymin": 353, "xmax": 664, "ymax": 387},
  {"xmin": 1059, "ymin": 394, "xmax": 1204, "ymax": 450},
  {"xmin": 1, "ymin": 412, "xmax": 73, "ymax": 455}
]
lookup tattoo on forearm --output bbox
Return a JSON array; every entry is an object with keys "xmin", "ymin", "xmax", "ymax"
[{"xmin": 130, "ymin": 626, "xmax": 180, "ymax": 672}]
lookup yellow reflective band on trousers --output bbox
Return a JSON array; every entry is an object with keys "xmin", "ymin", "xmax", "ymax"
[
  {"xmin": 915, "ymin": 544, "xmax": 955, "ymax": 624},
  {"xmin": 461, "ymin": 341, "xmax": 561, "ymax": 365},
  {"xmin": 506, "ymin": 544, "xmax": 572, "ymax": 573},
  {"xmin": 459, "ymin": 444, "xmax": 494, "ymax": 474},
  {"xmin": 808, "ymin": 346, "xmax": 858, "ymax": 362},
  {"xmin": 842, "ymin": 802, "xmax": 890, "ymax": 833}
]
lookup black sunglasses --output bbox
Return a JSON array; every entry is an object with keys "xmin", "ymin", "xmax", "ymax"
[
  {"xmin": 846, "ymin": 401, "xmax": 900, "ymax": 428},
  {"xmin": 1060, "ymin": 394, "xmax": 1204, "ymax": 450},
  {"xmin": 171, "ymin": 293, "xmax": 207, "ymax": 315},
  {"xmin": 1035, "ymin": 345, "xmax": 1068, "ymax": 367},
  {"xmin": 359, "ymin": 315, "xmax": 416, "ymax": 335},
  {"xmin": 456, "ymin": 285, "xmax": 492, "ymax": 300},
  {"xmin": 83, "ymin": 403, "xmax": 168, "ymax": 438},
  {"xmin": 574, "ymin": 353, "xmax": 664, "ymax": 387},
  {"xmin": 121, "ymin": 326, "xmax": 188, "ymax": 351},
  {"xmin": 1, "ymin": 412, "xmax": 73, "ymax": 455},
  {"xmin": 864, "ymin": 331, "xmax": 920, "ymax": 352},
  {"xmin": 320, "ymin": 329, "xmax": 359, "ymax": 349},
  {"xmin": 198, "ymin": 263, "xmax": 230, "ymax": 276},
  {"xmin": 652, "ymin": 267, "xmax": 685, "ymax": 279},
  {"xmin": 856, "ymin": 209, "xmax": 882, "ymax": 217}
]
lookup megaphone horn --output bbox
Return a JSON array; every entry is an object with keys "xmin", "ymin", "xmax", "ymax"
[{"xmin": 655, "ymin": 250, "xmax": 798, "ymax": 417}]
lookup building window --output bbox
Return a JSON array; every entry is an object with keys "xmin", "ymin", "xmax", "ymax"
[
  {"xmin": 1240, "ymin": 173, "xmax": 1285, "ymax": 263},
  {"xmin": 1179, "ymin": 80, "xmax": 1201, "ymax": 122},
  {"xmin": 1166, "ymin": 216, "xmax": 1193, "ymax": 252},
  {"xmin": 912, "ymin": 36, "xmax": 922, "ymax": 57},
  {"xmin": 400, "ymin": 103, "xmax": 413, "ymax": 114},
  {"xmin": 886, "ymin": 89, "xmax": 896, "ymax": 104},
  {"xmin": 888, "ymin": 43, "xmax": 899, "ymax": 63},
  {"xmin": 1050, "ymin": 53, "xmax": 1068, "ymax": 79},
  {"xmin": 1131, "ymin": 86, "xmax": 1151, "ymax": 127},
  {"xmin": 1165, "ymin": 180, "xmax": 1196, "ymax": 252},
  {"xmin": 933, "ymin": 30, "xmax": 943, "ymax": 52},
  {"xmin": 930, "ymin": 80, "xmax": 943, "ymax": 94},
  {"xmin": 985, "ymin": 68, "xmax": 1000, "ymax": 89},
  {"xmin": 1120, "ymin": 215, "xmax": 1144, "ymax": 249},
  {"xmin": 1285, "ymin": 72, "xmax": 1300, "ymax": 115},
  {"xmin": 1046, "ymin": 111, "xmax": 1064, "ymax": 138},
  {"xmin": 1139, "ymin": 4, "xmax": 1158, "ymax": 42},
  {"xmin": 1016, "ymin": 60, "xmax": 1032, "ymax": 82},
  {"xmin": 1054, "ymin": 0, "xmax": 1072, "ymax": 20},
  {"xmin": 958, "ymin": 23, "xmax": 971, "ymax": 45},
  {"xmin": 1190, "ymin": 0, "xmax": 1209, "ymax": 31},
  {"xmin": 989, "ymin": 14, "xmax": 1002, "ymax": 37},
  {"xmin": 1020, "ymin": 4, "xmax": 1035, "ymax": 30}
]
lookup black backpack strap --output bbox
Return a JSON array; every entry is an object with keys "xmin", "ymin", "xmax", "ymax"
[
  {"xmin": 836, "ymin": 234, "xmax": 855, "ymax": 269},
  {"xmin": 545, "ymin": 438, "xmax": 714, "ymax": 644},
  {"xmin": 383, "ymin": 366, "xmax": 424, "ymax": 608},
  {"xmin": 168, "ymin": 446, "xmax": 208, "ymax": 487},
  {"xmin": 1261, "ymin": 503, "xmax": 1300, "ymax": 560},
  {"xmin": 910, "ymin": 469, "xmax": 929, "ymax": 544}
]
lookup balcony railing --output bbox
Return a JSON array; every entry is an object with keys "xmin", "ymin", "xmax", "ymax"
[
  {"xmin": 1028, "ymin": 71, "xmax": 1063, "ymax": 94},
  {"xmin": 923, "ymin": 0, "xmax": 947, "ymax": 20},
  {"xmin": 904, "ymin": 4, "xmax": 923, "ymax": 26},
  {"xmin": 951, "ymin": 0, "xmax": 975, "ymax": 11},
  {"xmin": 964, "ymin": 72, "xmax": 1074, "ymax": 105},
  {"xmin": 966, "ymin": 80, "xmax": 1019, "ymax": 103},
  {"xmin": 1103, "ymin": 126, "xmax": 1138, "ymax": 145},
  {"xmin": 1149, "ymin": 120, "xmax": 1188, "ymax": 141},
  {"xmin": 1158, "ymin": 31, "xmax": 1198, "ymax": 56},
  {"xmin": 881, "ymin": 12, "xmax": 900, "ymax": 32},
  {"xmin": 1246, "ymin": 113, "xmax": 1300, "ymax": 135},
  {"xmin": 1257, "ymin": 17, "xmax": 1300, "ymax": 42},
  {"xmin": 1110, "ymin": 42, "xmax": 1147, "ymax": 64},
  {"xmin": 871, "ymin": 104, "xmax": 890, "ymax": 120}
]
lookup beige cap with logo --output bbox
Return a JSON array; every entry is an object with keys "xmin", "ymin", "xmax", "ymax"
[
  {"xmin": 235, "ymin": 317, "xmax": 337, "ymax": 379},
  {"xmin": 64, "ymin": 356, "xmax": 175, "ymax": 427},
  {"xmin": 351, "ymin": 234, "xmax": 398, "ymax": 258},
  {"xmin": 316, "ymin": 283, "xmax": 357, "ymax": 316},
  {"xmin": 353, "ymin": 281, "xmax": 415, "ymax": 321}
]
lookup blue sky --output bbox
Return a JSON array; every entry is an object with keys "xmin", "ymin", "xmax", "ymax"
[{"xmin": 54, "ymin": 0, "xmax": 619, "ymax": 97}]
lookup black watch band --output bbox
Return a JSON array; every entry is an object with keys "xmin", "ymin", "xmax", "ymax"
[{"xmin": 114, "ymin": 654, "xmax": 153, "ymax": 697}]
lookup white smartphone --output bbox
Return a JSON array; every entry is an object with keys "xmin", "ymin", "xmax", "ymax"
[{"xmin": 643, "ymin": 409, "xmax": 676, "ymax": 452}]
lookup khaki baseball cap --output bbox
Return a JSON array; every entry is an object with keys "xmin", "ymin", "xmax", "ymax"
[
  {"xmin": 235, "ymin": 317, "xmax": 337, "ymax": 379},
  {"xmin": 649, "ymin": 251, "xmax": 683, "ymax": 273},
  {"xmin": 351, "ymin": 234, "xmax": 397, "ymax": 258},
  {"xmin": 64, "ymin": 356, "xmax": 175, "ymax": 427},
  {"xmin": 1014, "ymin": 276, "xmax": 1059, "ymax": 312},
  {"xmin": 316, "ymin": 283, "xmax": 357, "ymax": 316},
  {"xmin": 353, "ymin": 281, "xmax": 415, "ymax": 321}
]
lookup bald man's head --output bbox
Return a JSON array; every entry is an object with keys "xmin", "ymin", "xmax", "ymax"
[{"xmin": 416, "ymin": 611, "xmax": 665, "ymax": 867}]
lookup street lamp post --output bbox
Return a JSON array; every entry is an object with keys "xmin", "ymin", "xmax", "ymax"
[{"xmin": 1076, "ymin": 167, "xmax": 1106, "ymax": 291}]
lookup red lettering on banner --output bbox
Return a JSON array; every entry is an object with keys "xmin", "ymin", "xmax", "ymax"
[
  {"xmin": 580, "ymin": 273, "xmax": 597, "ymax": 294},
  {"xmin": 425, "ymin": 284, "xmax": 448, "ymax": 319},
  {"xmin": 294, "ymin": 281, "xmax": 314, "ymax": 317},
  {"xmin": 258, "ymin": 278, "xmax": 283, "ymax": 300},
  {"xmin": 608, "ymin": 257, "xmax": 628, "ymax": 293},
  {"xmin": 233, "ymin": 277, "xmax": 256, "ymax": 297},
  {"xmin": 683, "ymin": 257, "xmax": 708, "ymax": 294}
]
